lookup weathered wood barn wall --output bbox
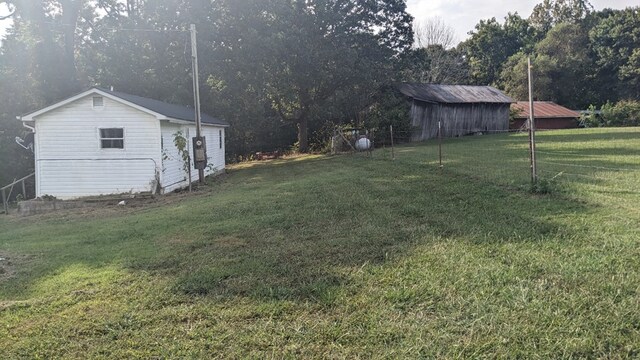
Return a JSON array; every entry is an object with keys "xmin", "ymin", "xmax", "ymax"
[{"xmin": 398, "ymin": 83, "xmax": 513, "ymax": 141}]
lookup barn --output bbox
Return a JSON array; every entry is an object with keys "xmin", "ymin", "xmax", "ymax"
[
  {"xmin": 511, "ymin": 101, "xmax": 581, "ymax": 130},
  {"xmin": 18, "ymin": 87, "xmax": 229, "ymax": 200},
  {"xmin": 398, "ymin": 83, "xmax": 514, "ymax": 141}
]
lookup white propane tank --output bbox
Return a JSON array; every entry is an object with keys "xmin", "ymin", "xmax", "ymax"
[{"xmin": 355, "ymin": 137, "xmax": 371, "ymax": 151}]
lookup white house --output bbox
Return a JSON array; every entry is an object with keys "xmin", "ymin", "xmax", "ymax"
[{"xmin": 19, "ymin": 87, "xmax": 229, "ymax": 200}]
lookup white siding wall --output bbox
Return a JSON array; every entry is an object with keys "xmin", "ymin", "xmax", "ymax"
[
  {"xmin": 34, "ymin": 96, "xmax": 161, "ymax": 199},
  {"xmin": 160, "ymin": 123, "xmax": 188, "ymax": 193},
  {"xmin": 160, "ymin": 122, "xmax": 226, "ymax": 193}
]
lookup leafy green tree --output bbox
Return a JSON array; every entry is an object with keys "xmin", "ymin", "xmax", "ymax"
[
  {"xmin": 461, "ymin": 13, "xmax": 538, "ymax": 86},
  {"xmin": 590, "ymin": 7, "xmax": 640, "ymax": 100},
  {"xmin": 529, "ymin": 0, "xmax": 593, "ymax": 34},
  {"xmin": 500, "ymin": 23, "xmax": 595, "ymax": 108},
  {"xmin": 500, "ymin": 52, "xmax": 555, "ymax": 102},
  {"xmin": 208, "ymin": 0, "xmax": 413, "ymax": 153}
]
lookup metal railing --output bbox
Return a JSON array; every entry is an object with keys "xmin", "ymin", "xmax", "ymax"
[{"xmin": 1, "ymin": 173, "xmax": 35, "ymax": 215}]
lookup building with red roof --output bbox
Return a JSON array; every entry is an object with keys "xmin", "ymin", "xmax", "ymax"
[{"xmin": 510, "ymin": 101, "xmax": 581, "ymax": 130}]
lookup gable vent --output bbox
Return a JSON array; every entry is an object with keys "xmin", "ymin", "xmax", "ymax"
[{"xmin": 93, "ymin": 96, "xmax": 104, "ymax": 107}]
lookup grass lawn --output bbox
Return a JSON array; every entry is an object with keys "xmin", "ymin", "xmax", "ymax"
[{"xmin": 0, "ymin": 128, "xmax": 639, "ymax": 358}]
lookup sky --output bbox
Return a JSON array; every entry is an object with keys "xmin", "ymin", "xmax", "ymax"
[
  {"xmin": 406, "ymin": 0, "xmax": 638, "ymax": 45},
  {"xmin": 0, "ymin": 0, "xmax": 638, "ymax": 44}
]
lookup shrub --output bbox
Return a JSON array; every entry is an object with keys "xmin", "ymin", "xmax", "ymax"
[{"xmin": 584, "ymin": 100, "xmax": 640, "ymax": 127}]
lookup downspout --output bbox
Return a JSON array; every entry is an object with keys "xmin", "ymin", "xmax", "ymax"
[{"xmin": 17, "ymin": 116, "xmax": 35, "ymax": 132}]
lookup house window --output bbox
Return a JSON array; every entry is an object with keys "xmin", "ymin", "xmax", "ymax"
[
  {"xmin": 100, "ymin": 128, "xmax": 124, "ymax": 149},
  {"xmin": 93, "ymin": 96, "xmax": 104, "ymax": 108},
  {"xmin": 219, "ymin": 130, "xmax": 223, "ymax": 149}
]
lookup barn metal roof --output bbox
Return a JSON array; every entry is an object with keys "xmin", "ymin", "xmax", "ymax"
[
  {"xmin": 512, "ymin": 101, "xmax": 580, "ymax": 119},
  {"xmin": 398, "ymin": 83, "xmax": 514, "ymax": 104},
  {"xmin": 99, "ymin": 88, "xmax": 229, "ymax": 126}
]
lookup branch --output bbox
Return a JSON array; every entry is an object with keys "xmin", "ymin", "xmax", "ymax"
[
  {"xmin": 0, "ymin": 2, "xmax": 15, "ymax": 21},
  {"xmin": 272, "ymin": 96, "xmax": 297, "ymax": 123}
]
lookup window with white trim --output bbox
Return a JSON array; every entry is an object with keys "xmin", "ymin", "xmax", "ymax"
[
  {"xmin": 219, "ymin": 130, "xmax": 223, "ymax": 149},
  {"xmin": 100, "ymin": 128, "xmax": 124, "ymax": 149}
]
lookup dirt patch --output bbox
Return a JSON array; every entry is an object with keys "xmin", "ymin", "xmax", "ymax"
[
  {"xmin": 0, "ymin": 253, "xmax": 35, "ymax": 282},
  {"xmin": 216, "ymin": 236, "xmax": 248, "ymax": 249}
]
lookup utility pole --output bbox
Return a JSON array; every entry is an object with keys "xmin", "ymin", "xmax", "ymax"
[
  {"xmin": 527, "ymin": 57, "xmax": 538, "ymax": 184},
  {"xmin": 190, "ymin": 24, "xmax": 206, "ymax": 184}
]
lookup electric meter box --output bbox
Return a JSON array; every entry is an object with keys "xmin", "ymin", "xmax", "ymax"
[{"xmin": 192, "ymin": 136, "xmax": 208, "ymax": 170}]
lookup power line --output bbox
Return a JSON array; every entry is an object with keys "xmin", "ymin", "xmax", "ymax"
[{"xmin": 28, "ymin": 20, "xmax": 189, "ymax": 33}]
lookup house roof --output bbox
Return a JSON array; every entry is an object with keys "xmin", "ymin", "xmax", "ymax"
[
  {"xmin": 99, "ymin": 88, "xmax": 229, "ymax": 126},
  {"xmin": 512, "ymin": 101, "xmax": 580, "ymax": 119},
  {"xmin": 398, "ymin": 83, "xmax": 514, "ymax": 104},
  {"xmin": 20, "ymin": 87, "xmax": 229, "ymax": 127}
]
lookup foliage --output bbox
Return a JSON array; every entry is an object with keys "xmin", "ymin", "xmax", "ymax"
[
  {"xmin": 461, "ymin": 13, "xmax": 539, "ymax": 86},
  {"xmin": 590, "ymin": 7, "xmax": 640, "ymax": 100},
  {"xmin": 171, "ymin": 131, "xmax": 191, "ymax": 174},
  {"xmin": 529, "ymin": 177, "xmax": 556, "ymax": 194},
  {"xmin": 580, "ymin": 104, "xmax": 600, "ymax": 127},
  {"xmin": 499, "ymin": 6, "xmax": 640, "ymax": 108},
  {"xmin": 500, "ymin": 52, "xmax": 554, "ymax": 103},
  {"xmin": 584, "ymin": 100, "xmax": 640, "ymax": 127},
  {"xmin": 500, "ymin": 23, "xmax": 594, "ymax": 108},
  {"xmin": 529, "ymin": 0, "xmax": 594, "ymax": 33},
  {"xmin": 209, "ymin": 0, "xmax": 414, "ymax": 153},
  {"xmin": 401, "ymin": 45, "xmax": 470, "ymax": 85},
  {"xmin": 365, "ymin": 87, "xmax": 414, "ymax": 145}
]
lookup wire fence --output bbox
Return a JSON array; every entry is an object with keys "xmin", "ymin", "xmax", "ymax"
[{"xmin": 340, "ymin": 126, "xmax": 640, "ymax": 216}]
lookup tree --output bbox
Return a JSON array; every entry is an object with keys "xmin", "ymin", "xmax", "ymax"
[
  {"xmin": 461, "ymin": 13, "xmax": 537, "ymax": 86},
  {"xmin": 0, "ymin": 0, "xmax": 97, "ymax": 185},
  {"xmin": 401, "ymin": 45, "xmax": 470, "ymax": 84},
  {"xmin": 404, "ymin": 17, "xmax": 469, "ymax": 85},
  {"xmin": 210, "ymin": 0, "xmax": 413, "ymax": 153},
  {"xmin": 500, "ymin": 23, "xmax": 595, "ymax": 108},
  {"xmin": 500, "ymin": 52, "xmax": 555, "ymax": 103},
  {"xmin": 529, "ymin": 0, "xmax": 594, "ymax": 34},
  {"xmin": 414, "ymin": 17, "xmax": 456, "ymax": 49},
  {"xmin": 590, "ymin": 7, "xmax": 640, "ymax": 100},
  {"xmin": 0, "ymin": 0, "xmax": 86, "ymax": 99}
]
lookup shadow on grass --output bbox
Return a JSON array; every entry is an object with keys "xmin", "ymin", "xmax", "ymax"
[
  {"xmin": 127, "ymin": 154, "xmax": 592, "ymax": 303},
  {"xmin": 0, "ymin": 152, "xmax": 593, "ymax": 305}
]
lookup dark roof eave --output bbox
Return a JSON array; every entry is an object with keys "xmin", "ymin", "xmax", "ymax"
[
  {"xmin": 164, "ymin": 117, "xmax": 230, "ymax": 127},
  {"xmin": 412, "ymin": 98, "xmax": 514, "ymax": 105}
]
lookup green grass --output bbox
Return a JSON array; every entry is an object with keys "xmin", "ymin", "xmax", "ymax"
[{"xmin": 0, "ymin": 128, "xmax": 639, "ymax": 358}]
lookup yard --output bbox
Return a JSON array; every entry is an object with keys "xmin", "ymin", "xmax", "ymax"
[{"xmin": 1, "ymin": 128, "xmax": 639, "ymax": 358}]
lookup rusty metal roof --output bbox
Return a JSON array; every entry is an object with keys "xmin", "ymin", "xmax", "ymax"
[
  {"xmin": 512, "ymin": 101, "xmax": 580, "ymax": 119},
  {"xmin": 398, "ymin": 83, "xmax": 514, "ymax": 104}
]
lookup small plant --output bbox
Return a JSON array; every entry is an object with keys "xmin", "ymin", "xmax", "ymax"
[
  {"xmin": 172, "ymin": 131, "xmax": 191, "ymax": 174},
  {"xmin": 529, "ymin": 177, "xmax": 555, "ymax": 195}
]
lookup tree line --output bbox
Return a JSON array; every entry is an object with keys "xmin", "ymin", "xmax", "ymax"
[{"xmin": 0, "ymin": 0, "xmax": 638, "ymax": 186}]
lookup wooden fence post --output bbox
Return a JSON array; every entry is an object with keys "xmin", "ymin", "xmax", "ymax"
[
  {"xmin": 390, "ymin": 125, "xmax": 395, "ymax": 161},
  {"xmin": 438, "ymin": 120, "xmax": 443, "ymax": 168},
  {"xmin": 1, "ymin": 188, "xmax": 7, "ymax": 215}
]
